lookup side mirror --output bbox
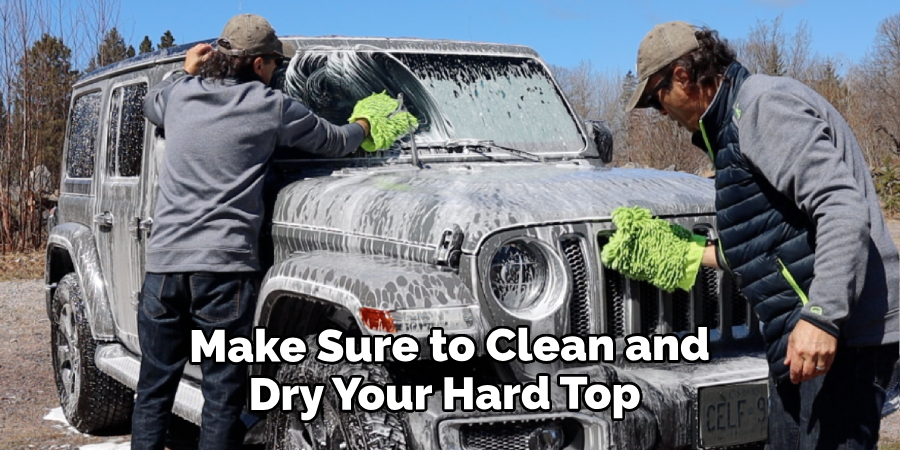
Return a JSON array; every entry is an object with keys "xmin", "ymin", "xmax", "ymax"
[{"xmin": 585, "ymin": 119, "xmax": 613, "ymax": 164}]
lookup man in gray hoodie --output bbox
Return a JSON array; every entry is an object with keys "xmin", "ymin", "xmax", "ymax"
[
  {"xmin": 131, "ymin": 14, "xmax": 376, "ymax": 450},
  {"xmin": 627, "ymin": 22, "xmax": 899, "ymax": 448}
]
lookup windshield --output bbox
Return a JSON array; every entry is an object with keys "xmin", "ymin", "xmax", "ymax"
[{"xmin": 280, "ymin": 50, "xmax": 584, "ymax": 155}]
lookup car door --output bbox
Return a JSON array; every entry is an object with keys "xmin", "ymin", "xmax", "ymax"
[{"xmin": 94, "ymin": 78, "xmax": 149, "ymax": 353}]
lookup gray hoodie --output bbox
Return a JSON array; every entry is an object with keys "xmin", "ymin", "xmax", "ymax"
[{"xmin": 143, "ymin": 73, "xmax": 365, "ymax": 273}]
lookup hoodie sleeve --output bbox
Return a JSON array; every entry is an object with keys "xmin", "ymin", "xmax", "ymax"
[
  {"xmin": 143, "ymin": 71, "xmax": 189, "ymax": 127},
  {"xmin": 276, "ymin": 93, "xmax": 366, "ymax": 158},
  {"xmin": 736, "ymin": 84, "xmax": 870, "ymax": 338}
]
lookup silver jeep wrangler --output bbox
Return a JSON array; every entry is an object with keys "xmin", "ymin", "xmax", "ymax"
[{"xmin": 46, "ymin": 37, "xmax": 768, "ymax": 449}]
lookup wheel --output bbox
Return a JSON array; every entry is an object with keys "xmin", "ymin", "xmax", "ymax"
[
  {"xmin": 266, "ymin": 338, "xmax": 410, "ymax": 450},
  {"xmin": 50, "ymin": 272, "xmax": 134, "ymax": 433}
]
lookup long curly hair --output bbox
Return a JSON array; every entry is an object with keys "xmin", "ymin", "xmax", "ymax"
[
  {"xmin": 665, "ymin": 27, "xmax": 737, "ymax": 89},
  {"xmin": 199, "ymin": 50, "xmax": 260, "ymax": 83}
]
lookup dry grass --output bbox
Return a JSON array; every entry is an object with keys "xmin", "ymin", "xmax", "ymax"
[{"xmin": 0, "ymin": 251, "xmax": 44, "ymax": 282}]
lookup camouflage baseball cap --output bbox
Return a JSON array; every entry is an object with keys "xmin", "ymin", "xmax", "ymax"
[
  {"xmin": 625, "ymin": 21, "xmax": 700, "ymax": 111},
  {"xmin": 216, "ymin": 13, "xmax": 296, "ymax": 59}
]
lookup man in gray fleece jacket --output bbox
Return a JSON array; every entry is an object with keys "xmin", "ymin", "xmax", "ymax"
[
  {"xmin": 627, "ymin": 22, "xmax": 899, "ymax": 448},
  {"xmin": 132, "ymin": 14, "xmax": 373, "ymax": 450}
]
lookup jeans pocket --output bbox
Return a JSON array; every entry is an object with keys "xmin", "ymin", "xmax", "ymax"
[
  {"xmin": 190, "ymin": 273, "xmax": 242, "ymax": 323},
  {"xmin": 141, "ymin": 273, "xmax": 169, "ymax": 319}
]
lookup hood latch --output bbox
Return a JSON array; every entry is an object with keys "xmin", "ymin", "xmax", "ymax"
[{"xmin": 435, "ymin": 224, "xmax": 464, "ymax": 268}]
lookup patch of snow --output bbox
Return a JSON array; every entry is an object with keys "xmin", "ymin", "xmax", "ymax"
[
  {"xmin": 44, "ymin": 408, "xmax": 132, "ymax": 449},
  {"xmin": 42, "ymin": 407, "xmax": 85, "ymax": 435},
  {"xmin": 79, "ymin": 439, "xmax": 130, "ymax": 450},
  {"xmin": 43, "ymin": 407, "xmax": 70, "ymax": 425}
]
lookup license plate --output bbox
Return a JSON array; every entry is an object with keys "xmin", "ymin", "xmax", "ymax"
[{"xmin": 698, "ymin": 382, "xmax": 768, "ymax": 447}]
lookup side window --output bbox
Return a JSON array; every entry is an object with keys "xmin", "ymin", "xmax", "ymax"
[
  {"xmin": 107, "ymin": 83, "xmax": 148, "ymax": 177},
  {"xmin": 66, "ymin": 91, "xmax": 102, "ymax": 178}
]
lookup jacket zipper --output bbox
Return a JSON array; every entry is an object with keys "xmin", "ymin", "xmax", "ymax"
[
  {"xmin": 698, "ymin": 120, "xmax": 716, "ymax": 165},
  {"xmin": 775, "ymin": 257, "xmax": 809, "ymax": 305},
  {"xmin": 699, "ymin": 119, "xmax": 731, "ymax": 272},
  {"xmin": 716, "ymin": 240, "xmax": 731, "ymax": 272}
]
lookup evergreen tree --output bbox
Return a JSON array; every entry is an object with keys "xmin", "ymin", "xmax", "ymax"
[
  {"xmin": 620, "ymin": 70, "xmax": 637, "ymax": 107},
  {"xmin": 12, "ymin": 33, "xmax": 79, "ymax": 187},
  {"xmin": 139, "ymin": 35, "xmax": 154, "ymax": 54},
  {"xmin": 127, "ymin": 45, "xmax": 136, "ymax": 58},
  {"xmin": 159, "ymin": 30, "xmax": 176, "ymax": 49},
  {"xmin": 762, "ymin": 41, "xmax": 785, "ymax": 76},
  {"xmin": 810, "ymin": 60, "xmax": 848, "ymax": 110},
  {"xmin": 87, "ymin": 27, "xmax": 129, "ymax": 71}
]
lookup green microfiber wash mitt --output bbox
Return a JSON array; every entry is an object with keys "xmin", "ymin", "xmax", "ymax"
[
  {"xmin": 348, "ymin": 91, "xmax": 419, "ymax": 152},
  {"xmin": 600, "ymin": 206, "xmax": 707, "ymax": 292}
]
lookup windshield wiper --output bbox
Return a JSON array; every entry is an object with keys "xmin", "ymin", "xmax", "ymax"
[
  {"xmin": 399, "ymin": 139, "xmax": 545, "ymax": 163},
  {"xmin": 388, "ymin": 92, "xmax": 543, "ymax": 165}
]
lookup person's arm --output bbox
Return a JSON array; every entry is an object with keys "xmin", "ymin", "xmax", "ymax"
[
  {"xmin": 143, "ymin": 44, "xmax": 212, "ymax": 126},
  {"xmin": 143, "ymin": 74, "xmax": 181, "ymax": 127},
  {"xmin": 701, "ymin": 243, "xmax": 719, "ymax": 269},
  {"xmin": 276, "ymin": 95, "xmax": 368, "ymax": 158},
  {"xmin": 738, "ymin": 86, "xmax": 866, "ymax": 381}
]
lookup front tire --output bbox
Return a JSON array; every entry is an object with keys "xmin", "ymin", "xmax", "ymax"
[
  {"xmin": 50, "ymin": 272, "xmax": 134, "ymax": 433},
  {"xmin": 266, "ymin": 338, "xmax": 410, "ymax": 450}
]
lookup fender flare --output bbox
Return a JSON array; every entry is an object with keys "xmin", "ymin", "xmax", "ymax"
[{"xmin": 46, "ymin": 222, "xmax": 116, "ymax": 340}]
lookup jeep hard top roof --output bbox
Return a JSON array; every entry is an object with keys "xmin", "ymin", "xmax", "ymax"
[{"xmin": 74, "ymin": 36, "xmax": 542, "ymax": 88}]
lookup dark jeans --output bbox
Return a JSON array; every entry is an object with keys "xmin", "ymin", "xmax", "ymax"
[
  {"xmin": 766, "ymin": 343, "xmax": 899, "ymax": 450},
  {"xmin": 131, "ymin": 272, "xmax": 258, "ymax": 450}
]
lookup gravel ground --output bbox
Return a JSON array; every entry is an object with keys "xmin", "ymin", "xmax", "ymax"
[
  {"xmin": 880, "ymin": 219, "xmax": 900, "ymax": 448},
  {"xmin": 0, "ymin": 280, "xmax": 205, "ymax": 450},
  {"xmin": 0, "ymin": 279, "xmax": 114, "ymax": 449},
  {"xmin": 2, "ymin": 220, "xmax": 900, "ymax": 449}
]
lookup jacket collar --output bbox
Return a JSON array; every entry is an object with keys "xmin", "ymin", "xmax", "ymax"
[{"xmin": 690, "ymin": 62, "xmax": 750, "ymax": 156}]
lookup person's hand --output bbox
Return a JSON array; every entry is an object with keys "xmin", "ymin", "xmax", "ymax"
[
  {"xmin": 784, "ymin": 319, "xmax": 837, "ymax": 384},
  {"xmin": 183, "ymin": 43, "xmax": 214, "ymax": 76},
  {"xmin": 348, "ymin": 92, "xmax": 418, "ymax": 151},
  {"xmin": 355, "ymin": 118, "xmax": 371, "ymax": 137},
  {"xmin": 600, "ymin": 206, "xmax": 707, "ymax": 292}
]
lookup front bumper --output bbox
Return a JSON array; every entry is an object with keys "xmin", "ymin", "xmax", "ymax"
[{"xmin": 408, "ymin": 354, "xmax": 768, "ymax": 450}]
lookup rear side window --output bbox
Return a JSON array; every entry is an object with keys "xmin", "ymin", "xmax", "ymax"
[
  {"xmin": 66, "ymin": 91, "xmax": 102, "ymax": 178},
  {"xmin": 106, "ymin": 83, "xmax": 148, "ymax": 177}
]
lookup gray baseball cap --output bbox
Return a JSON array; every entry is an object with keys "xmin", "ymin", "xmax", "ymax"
[
  {"xmin": 216, "ymin": 13, "xmax": 296, "ymax": 59},
  {"xmin": 625, "ymin": 21, "xmax": 700, "ymax": 111}
]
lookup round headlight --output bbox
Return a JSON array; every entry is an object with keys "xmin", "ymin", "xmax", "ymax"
[{"xmin": 489, "ymin": 241, "xmax": 548, "ymax": 311}]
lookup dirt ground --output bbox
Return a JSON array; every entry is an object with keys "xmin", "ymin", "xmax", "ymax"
[{"xmin": 2, "ymin": 221, "xmax": 900, "ymax": 450}]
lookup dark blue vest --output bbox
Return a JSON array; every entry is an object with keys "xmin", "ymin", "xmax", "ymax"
[{"xmin": 691, "ymin": 62, "xmax": 816, "ymax": 381}]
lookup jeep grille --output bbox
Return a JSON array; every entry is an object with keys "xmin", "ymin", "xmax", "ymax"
[
  {"xmin": 461, "ymin": 420, "xmax": 579, "ymax": 450},
  {"xmin": 563, "ymin": 234, "xmax": 757, "ymax": 344},
  {"xmin": 462, "ymin": 421, "xmax": 541, "ymax": 450},
  {"xmin": 562, "ymin": 238, "xmax": 591, "ymax": 336}
]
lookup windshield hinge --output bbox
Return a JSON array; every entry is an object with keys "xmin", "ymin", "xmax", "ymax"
[
  {"xmin": 435, "ymin": 224, "xmax": 464, "ymax": 268},
  {"xmin": 392, "ymin": 93, "xmax": 422, "ymax": 169}
]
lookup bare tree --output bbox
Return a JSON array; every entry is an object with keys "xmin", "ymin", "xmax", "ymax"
[
  {"xmin": 74, "ymin": 0, "xmax": 120, "ymax": 68},
  {"xmin": 621, "ymin": 109, "xmax": 708, "ymax": 174},
  {"xmin": 0, "ymin": 0, "xmax": 119, "ymax": 252},
  {"xmin": 0, "ymin": 0, "xmax": 37, "ymax": 251},
  {"xmin": 552, "ymin": 61, "xmax": 629, "ymax": 160},
  {"xmin": 807, "ymin": 57, "xmax": 850, "ymax": 113},
  {"xmin": 736, "ymin": 16, "xmax": 787, "ymax": 76},
  {"xmin": 735, "ymin": 15, "xmax": 814, "ymax": 82},
  {"xmin": 867, "ymin": 14, "xmax": 900, "ymax": 155}
]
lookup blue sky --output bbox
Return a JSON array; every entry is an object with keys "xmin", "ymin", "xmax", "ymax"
[{"xmin": 117, "ymin": 0, "xmax": 898, "ymax": 74}]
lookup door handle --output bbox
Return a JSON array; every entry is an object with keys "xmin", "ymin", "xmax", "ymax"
[
  {"xmin": 129, "ymin": 217, "xmax": 153, "ymax": 239},
  {"xmin": 139, "ymin": 218, "xmax": 153, "ymax": 233},
  {"xmin": 93, "ymin": 212, "xmax": 113, "ymax": 229}
]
